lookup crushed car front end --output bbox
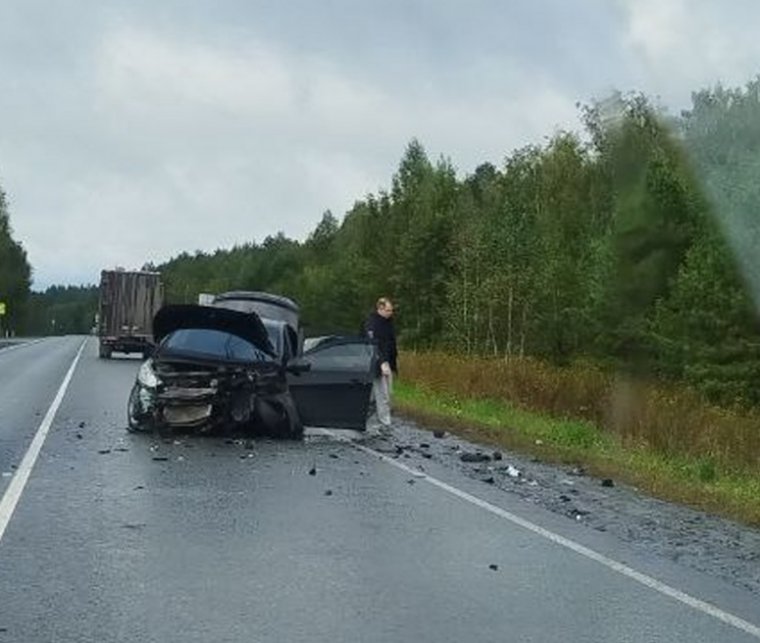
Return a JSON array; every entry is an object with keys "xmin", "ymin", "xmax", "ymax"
[{"xmin": 127, "ymin": 304, "xmax": 302, "ymax": 438}]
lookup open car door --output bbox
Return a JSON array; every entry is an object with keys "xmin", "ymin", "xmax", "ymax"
[{"xmin": 287, "ymin": 336, "xmax": 376, "ymax": 430}]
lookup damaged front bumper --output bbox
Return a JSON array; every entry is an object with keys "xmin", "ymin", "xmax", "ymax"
[{"xmin": 127, "ymin": 359, "xmax": 286, "ymax": 433}]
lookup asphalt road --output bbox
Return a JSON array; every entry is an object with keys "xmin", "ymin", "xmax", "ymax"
[{"xmin": 0, "ymin": 336, "xmax": 759, "ymax": 643}]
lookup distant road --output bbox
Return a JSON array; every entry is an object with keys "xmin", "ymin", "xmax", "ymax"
[{"xmin": 0, "ymin": 336, "xmax": 758, "ymax": 642}]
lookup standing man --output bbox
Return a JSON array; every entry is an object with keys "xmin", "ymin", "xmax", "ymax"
[{"xmin": 363, "ymin": 297, "xmax": 397, "ymax": 429}]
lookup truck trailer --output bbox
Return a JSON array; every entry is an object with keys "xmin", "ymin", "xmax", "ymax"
[{"xmin": 98, "ymin": 269, "xmax": 164, "ymax": 359}]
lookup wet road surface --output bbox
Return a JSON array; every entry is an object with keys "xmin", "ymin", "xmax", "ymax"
[{"xmin": 0, "ymin": 336, "xmax": 759, "ymax": 642}]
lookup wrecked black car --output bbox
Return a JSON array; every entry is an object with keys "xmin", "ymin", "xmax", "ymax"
[{"xmin": 127, "ymin": 291, "xmax": 377, "ymax": 438}]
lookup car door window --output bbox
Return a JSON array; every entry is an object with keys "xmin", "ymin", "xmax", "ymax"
[{"xmin": 303, "ymin": 340, "xmax": 374, "ymax": 370}]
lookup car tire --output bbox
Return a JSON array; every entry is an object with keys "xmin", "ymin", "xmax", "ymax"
[
  {"xmin": 257, "ymin": 395, "xmax": 303, "ymax": 440},
  {"xmin": 126, "ymin": 385, "xmax": 152, "ymax": 433},
  {"xmin": 280, "ymin": 393, "xmax": 304, "ymax": 440}
]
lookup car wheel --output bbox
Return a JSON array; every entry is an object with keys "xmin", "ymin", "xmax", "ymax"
[
  {"xmin": 126, "ymin": 385, "xmax": 152, "ymax": 433},
  {"xmin": 257, "ymin": 395, "xmax": 303, "ymax": 440}
]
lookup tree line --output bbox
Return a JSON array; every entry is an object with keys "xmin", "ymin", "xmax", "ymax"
[{"xmin": 12, "ymin": 78, "xmax": 760, "ymax": 406}]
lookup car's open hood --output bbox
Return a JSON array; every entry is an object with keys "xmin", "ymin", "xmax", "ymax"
[{"xmin": 153, "ymin": 304, "xmax": 275, "ymax": 356}]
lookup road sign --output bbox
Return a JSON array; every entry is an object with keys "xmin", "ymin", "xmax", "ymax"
[{"xmin": 0, "ymin": 302, "xmax": 6, "ymax": 316}]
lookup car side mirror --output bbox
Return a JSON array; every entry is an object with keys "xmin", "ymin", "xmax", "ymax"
[{"xmin": 286, "ymin": 358, "xmax": 311, "ymax": 375}]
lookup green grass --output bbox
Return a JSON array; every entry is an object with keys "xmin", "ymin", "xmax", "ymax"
[{"xmin": 394, "ymin": 379, "xmax": 760, "ymax": 526}]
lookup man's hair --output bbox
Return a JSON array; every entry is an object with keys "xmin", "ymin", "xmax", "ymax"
[{"xmin": 376, "ymin": 297, "xmax": 392, "ymax": 310}]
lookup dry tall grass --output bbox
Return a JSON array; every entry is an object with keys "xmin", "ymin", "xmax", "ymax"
[{"xmin": 400, "ymin": 352, "xmax": 760, "ymax": 474}]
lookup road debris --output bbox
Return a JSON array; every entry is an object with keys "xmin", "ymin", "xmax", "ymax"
[
  {"xmin": 76, "ymin": 433, "xmax": 83, "ymax": 440},
  {"xmin": 460, "ymin": 452, "xmax": 490, "ymax": 463},
  {"xmin": 419, "ymin": 443, "xmax": 430, "ymax": 449},
  {"xmin": 433, "ymin": 430, "xmax": 446, "ymax": 439},
  {"xmin": 489, "ymin": 564, "xmax": 499, "ymax": 571},
  {"xmin": 483, "ymin": 476, "xmax": 495, "ymax": 484},
  {"xmin": 329, "ymin": 453, "xmax": 339, "ymax": 459},
  {"xmin": 152, "ymin": 456, "xmax": 169, "ymax": 462},
  {"xmin": 133, "ymin": 485, "xmax": 145, "ymax": 491},
  {"xmin": 324, "ymin": 489, "xmax": 333, "ymax": 496},
  {"xmin": 492, "ymin": 451, "xmax": 503, "ymax": 461},
  {"xmin": 78, "ymin": 421, "xmax": 86, "ymax": 428},
  {"xmin": 308, "ymin": 466, "xmax": 317, "ymax": 476},
  {"xmin": 97, "ymin": 449, "xmax": 111, "ymax": 455}
]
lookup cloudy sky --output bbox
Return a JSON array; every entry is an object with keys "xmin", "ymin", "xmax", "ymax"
[{"xmin": 1, "ymin": 0, "xmax": 759, "ymax": 288}]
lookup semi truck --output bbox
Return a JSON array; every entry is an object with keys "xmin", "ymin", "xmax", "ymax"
[{"xmin": 98, "ymin": 269, "xmax": 164, "ymax": 359}]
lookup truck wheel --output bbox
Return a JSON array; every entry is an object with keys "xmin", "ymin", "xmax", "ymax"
[{"xmin": 99, "ymin": 343, "xmax": 112, "ymax": 359}]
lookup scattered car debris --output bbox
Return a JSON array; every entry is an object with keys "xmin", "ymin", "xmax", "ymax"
[
  {"xmin": 419, "ymin": 443, "xmax": 430, "ymax": 449},
  {"xmin": 483, "ymin": 476, "xmax": 496, "ymax": 484},
  {"xmin": 76, "ymin": 433, "xmax": 83, "ymax": 440},
  {"xmin": 602, "ymin": 478, "xmax": 615, "ymax": 488},
  {"xmin": 324, "ymin": 489, "xmax": 333, "ymax": 496},
  {"xmin": 492, "ymin": 451, "xmax": 503, "ymax": 461},
  {"xmin": 460, "ymin": 452, "xmax": 490, "ymax": 463},
  {"xmin": 489, "ymin": 564, "xmax": 499, "ymax": 571},
  {"xmin": 78, "ymin": 421, "xmax": 86, "ymax": 428},
  {"xmin": 506, "ymin": 465, "xmax": 521, "ymax": 478},
  {"xmin": 133, "ymin": 485, "xmax": 145, "ymax": 491},
  {"xmin": 421, "ymin": 452, "xmax": 433, "ymax": 459},
  {"xmin": 308, "ymin": 466, "xmax": 317, "ymax": 476},
  {"xmin": 97, "ymin": 449, "xmax": 111, "ymax": 455},
  {"xmin": 407, "ymin": 479, "xmax": 416, "ymax": 485},
  {"xmin": 122, "ymin": 523, "xmax": 146, "ymax": 530},
  {"xmin": 329, "ymin": 453, "xmax": 339, "ymax": 459},
  {"xmin": 115, "ymin": 447, "xmax": 129, "ymax": 452},
  {"xmin": 152, "ymin": 456, "xmax": 169, "ymax": 462}
]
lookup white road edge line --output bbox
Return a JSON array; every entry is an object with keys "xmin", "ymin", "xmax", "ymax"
[
  {"xmin": 0, "ymin": 338, "xmax": 87, "ymax": 543},
  {"xmin": 335, "ymin": 434, "xmax": 760, "ymax": 640}
]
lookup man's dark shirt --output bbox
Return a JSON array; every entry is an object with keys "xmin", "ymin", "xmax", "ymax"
[{"xmin": 363, "ymin": 311, "xmax": 398, "ymax": 374}]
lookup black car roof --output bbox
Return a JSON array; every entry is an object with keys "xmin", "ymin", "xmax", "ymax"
[
  {"xmin": 213, "ymin": 291, "xmax": 299, "ymax": 313},
  {"xmin": 212, "ymin": 291, "xmax": 299, "ymax": 328}
]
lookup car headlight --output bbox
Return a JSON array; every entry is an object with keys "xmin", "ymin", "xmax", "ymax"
[{"xmin": 137, "ymin": 360, "xmax": 160, "ymax": 389}]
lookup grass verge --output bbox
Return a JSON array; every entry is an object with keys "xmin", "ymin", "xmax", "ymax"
[{"xmin": 394, "ymin": 379, "xmax": 760, "ymax": 527}]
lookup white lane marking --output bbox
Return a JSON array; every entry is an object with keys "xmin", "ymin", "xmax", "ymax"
[
  {"xmin": 0, "ymin": 338, "xmax": 46, "ymax": 355},
  {"xmin": 335, "ymin": 434, "xmax": 760, "ymax": 640},
  {"xmin": 0, "ymin": 339, "xmax": 87, "ymax": 543}
]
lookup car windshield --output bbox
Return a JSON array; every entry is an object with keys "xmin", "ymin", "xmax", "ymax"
[{"xmin": 160, "ymin": 328, "xmax": 274, "ymax": 363}]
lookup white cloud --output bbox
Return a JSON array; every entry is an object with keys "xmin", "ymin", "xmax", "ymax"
[
  {"xmin": 0, "ymin": 11, "xmax": 596, "ymax": 288},
  {"xmin": 619, "ymin": 0, "xmax": 760, "ymax": 106}
]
